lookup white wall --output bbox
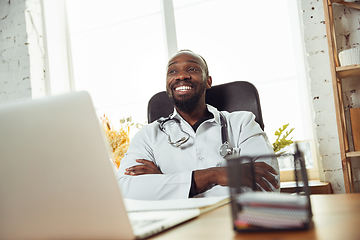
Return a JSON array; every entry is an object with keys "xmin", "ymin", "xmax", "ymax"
[{"xmin": 0, "ymin": 0, "xmax": 45, "ymax": 104}]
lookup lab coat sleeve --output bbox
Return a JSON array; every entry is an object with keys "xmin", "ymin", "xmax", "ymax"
[
  {"xmin": 229, "ymin": 112, "xmax": 280, "ymax": 192},
  {"xmin": 236, "ymin": 112, "xmax": 276, "ymax": 158},
  {"xmin": 116, "ymin": 125, "xmax": 193, "ymax": 200}
]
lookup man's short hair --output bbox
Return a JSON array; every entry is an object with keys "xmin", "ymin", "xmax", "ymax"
[{"xmin": 177, "ymin": 49, "xmax": 209, "ymax": 78}]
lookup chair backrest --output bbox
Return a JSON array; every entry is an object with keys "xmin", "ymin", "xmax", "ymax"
[{"xmin": 147, "ymin": 81, "xmax": 264, "ymax": 130}]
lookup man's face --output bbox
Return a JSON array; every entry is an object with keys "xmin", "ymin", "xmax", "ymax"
[{"xmin": 166, "ymin": 51, "xmax": 211, "ymax": 112}]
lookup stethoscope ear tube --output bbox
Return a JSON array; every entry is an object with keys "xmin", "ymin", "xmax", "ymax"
[
  {"xmin": 219, "ymin": 112, "xmax": 234, "ymax": 158},
  {"xmin": 158, "ymin": 116, "xmax": 190, "ymax": 147},
  {"xmin": 158, "ymin": 112, "xmax": 233, "ymax": 156}
]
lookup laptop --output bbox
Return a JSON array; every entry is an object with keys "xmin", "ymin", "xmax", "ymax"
[{"xmin": 0, "ymin": 91, "xmax": 199, "ymax": 239}]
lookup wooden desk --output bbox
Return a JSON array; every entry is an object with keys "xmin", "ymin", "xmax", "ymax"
[{"xmin": 151, "ymin": 194, "xmax": 360, "ymax": 240}]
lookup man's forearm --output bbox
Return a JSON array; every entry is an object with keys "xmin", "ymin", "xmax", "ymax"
[
  {"xmin": 193, "ymin": 163, "xmax": 280, "ymax": 195},
  {"xmin": 193, "ymin": 167, "xmax": 228, "ymax": 194}
]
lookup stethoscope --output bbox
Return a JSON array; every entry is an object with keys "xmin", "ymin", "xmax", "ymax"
[{"xmin": 157, "ymin": 112, "xmax": 234, "ymax": 158}]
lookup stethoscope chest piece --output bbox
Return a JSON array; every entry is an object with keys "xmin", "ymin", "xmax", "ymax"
[{"xmin": 219, "ymin": 141, "xmax": 233, "ymax": 158}]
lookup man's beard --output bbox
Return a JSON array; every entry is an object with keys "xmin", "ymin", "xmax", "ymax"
[{"xmin": 167, "ymin": 81, "xmax": 206, "ymax": 113}]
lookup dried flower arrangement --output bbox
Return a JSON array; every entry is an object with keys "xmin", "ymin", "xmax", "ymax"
[{"xmin": 100, "ymin": 115, "xmax": 131, "ymax": 169}]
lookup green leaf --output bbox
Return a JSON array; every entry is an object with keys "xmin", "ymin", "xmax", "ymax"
[{"xmin": 272, "ymin": 123, "xmax": 295, "ymax": 153}]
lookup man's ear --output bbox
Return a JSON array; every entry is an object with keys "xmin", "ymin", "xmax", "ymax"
[{"xmin": 206, "ymin": 76, "xmax": 212, "ymax": 89}]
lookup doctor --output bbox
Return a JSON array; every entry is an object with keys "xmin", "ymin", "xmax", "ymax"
[{"xmin": 117, "ymin": 50, "xmax": 279, "ymax": 200}]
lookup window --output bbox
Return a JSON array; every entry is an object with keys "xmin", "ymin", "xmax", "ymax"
[
  {"xmin": 66, "ymin": 0, "xmax": 166, "ymax": 127},
  {"xmin": 42, "ymin": 0, "xmax": 319, "ymax": 180}
]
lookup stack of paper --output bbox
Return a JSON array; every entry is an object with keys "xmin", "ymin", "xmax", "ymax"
[
  {"xmin": 124, "ymin": 196, "xmax": 230, "ymax": 214},
  {"xmin": 234, "ymin": 192, "xmax": 310, "ymax": 230}
]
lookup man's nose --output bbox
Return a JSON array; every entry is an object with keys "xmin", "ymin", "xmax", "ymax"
[{"xmin": 176, "ymin": 70, "xmax": 190, "ymax": 81}]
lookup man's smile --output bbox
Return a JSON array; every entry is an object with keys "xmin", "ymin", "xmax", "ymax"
[
  {"xmin": 175, "ymin": 85, "xmax": 192, "ymax": 92},
  {"xmin": 170, "ymin": 82, "xmax": 195, "ymax": 96}
]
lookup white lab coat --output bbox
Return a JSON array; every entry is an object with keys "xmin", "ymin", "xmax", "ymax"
[{"xmin": 116, "ymin": 105, "xmax": 279, "ymax": 200}]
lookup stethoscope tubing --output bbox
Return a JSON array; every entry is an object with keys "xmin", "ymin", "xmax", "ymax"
[{"xmin": 158, "ymin": 112, "xmax": 234, "ymax": 157}]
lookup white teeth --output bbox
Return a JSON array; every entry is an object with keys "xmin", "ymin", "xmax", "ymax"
[{"xmin": 175, "ymin": 86, "xmax": 192, "ymax": 91}]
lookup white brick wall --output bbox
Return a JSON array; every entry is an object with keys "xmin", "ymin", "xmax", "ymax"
[
  {"xmin": 300, "ymin": 0, "xmax": 360, "ymax": 193},
  {"xmin": 0, "ymin": 0, "xmax": 30, "ymax": 103},
  {"xmin": 0, "ymin": 0, "xmax": 45, "ymax": 104}
]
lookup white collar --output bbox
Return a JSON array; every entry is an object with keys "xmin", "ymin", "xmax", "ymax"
[{"xmin": 170, "ymin": 104, "xmax": 222, "ymax": 125}]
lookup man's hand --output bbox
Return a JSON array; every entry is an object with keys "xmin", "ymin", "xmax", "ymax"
[
  {"xmin": 193, "ymin": 162, "xmax": 279, "ymax": 194},
  {"xmin": 240, "ymin": 162, "xmax": 279, "ymax": 191},
  {"xmin": 193, "ymin": 167, "xmax": 228, "ymax": 194},
  {"xmin": 125, "ymin": 159, "xmax": 162, "ymax": 176}
]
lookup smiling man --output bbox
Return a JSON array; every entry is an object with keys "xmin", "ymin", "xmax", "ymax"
[
  {"xmin": 166, "ymin": 51, "xmax": 210, "ymax": 118},
  {"xmin": 116, "ymin": 50, "xmax": 279, "ymax": 200}
]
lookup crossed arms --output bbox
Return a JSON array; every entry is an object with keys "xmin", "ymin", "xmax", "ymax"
[{"xmin": 125, "ymin": 159, "xmax": 279, "ymax": 194}]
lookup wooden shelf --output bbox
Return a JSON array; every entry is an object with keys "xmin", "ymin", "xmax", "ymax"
[
  {"xmin": 331, "ymin": 1, "xmax": 360, "ymax": 10},
  {"xmin": 336, "ymin": 64, "xmax": 360, "ymax": 78},
  {"xmin": 323, "ymin": 0, "xmax": 360, "ymax": 193},
  {"xmin": 346, "ymin": 151, "xmax": 360, "ymax": 157}
]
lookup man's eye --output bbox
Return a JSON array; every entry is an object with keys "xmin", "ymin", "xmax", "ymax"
[
  {"xmin": 168, "ymin": 70, "xmax": 176, "ymax": 74},
  {"xmin": 188, "ymin": 68, "xmax": 198, "ymax": 72}
]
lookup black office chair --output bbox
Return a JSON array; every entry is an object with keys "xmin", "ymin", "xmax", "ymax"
[{"xmin": 147, "ymin": 81, "xmax": 264, "ymax": 130}]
